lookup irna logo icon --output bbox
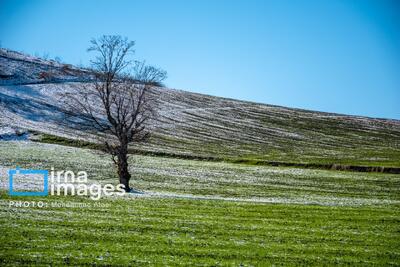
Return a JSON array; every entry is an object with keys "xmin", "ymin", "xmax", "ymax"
[{"xmin": 8, "ymin": 167, "xmax": 49, "ymax": 196}]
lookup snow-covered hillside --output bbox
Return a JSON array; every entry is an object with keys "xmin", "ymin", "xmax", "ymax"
[
  {"xmin": 1, "ymin": 49, "xmax": 400, "ymax": 167},
  {"xmin": 0, "ymin": 48, "xmax": 91, "ymax": 85}
]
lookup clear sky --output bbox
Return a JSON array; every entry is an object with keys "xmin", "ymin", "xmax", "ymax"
[{"xmin": 0, "ymin": 0, "xmax": 399, "ymax": 119}]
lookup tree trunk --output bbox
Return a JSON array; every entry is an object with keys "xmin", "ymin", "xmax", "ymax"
[{"xmin": 116, "ymin": 143, "xmax": 131, "ymax": 192}]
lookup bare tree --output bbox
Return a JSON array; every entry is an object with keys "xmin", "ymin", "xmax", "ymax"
[{"xmin": 60, "ymin": 35, "xmax": 166, "ymax": 192}]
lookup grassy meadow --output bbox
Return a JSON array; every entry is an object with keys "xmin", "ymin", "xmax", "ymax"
[
  {"xmin": 0, "ymin": 141, "xmax": 399, "ymax": 265},
  {"xmin": 1, "ymin": 194, "xmax": 399, "ymax": 266}
]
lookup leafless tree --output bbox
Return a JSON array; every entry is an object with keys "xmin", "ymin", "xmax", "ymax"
[{"xmin": 60, "ymin": 35, "xmax": 166, "ymax": 192}]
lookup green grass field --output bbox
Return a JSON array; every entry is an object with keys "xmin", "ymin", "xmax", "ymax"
[
  {"xmin": 1, "ymin": 141, "xmax": 400, "ymax": 265},
  {"xmin": 1, "ymin": 194, "xmax": 399, "ymax": 266}
]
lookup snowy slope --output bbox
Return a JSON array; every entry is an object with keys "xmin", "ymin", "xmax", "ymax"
[
  {"xmin": 0, "ymin": 48, "xmax": 91, "ymax": 85},
  {"xmin": 1, "ymin": 49, "xmax": 400, "ymax": 167}
]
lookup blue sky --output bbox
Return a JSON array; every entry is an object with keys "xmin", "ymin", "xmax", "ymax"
[{"xmin": 0, "ymin": 0, "xmax": 399, "ymax": 119}]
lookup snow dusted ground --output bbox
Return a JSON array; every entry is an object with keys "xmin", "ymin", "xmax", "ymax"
[
  {"xmin": 0, "ymin": 49, "xmax": 400, "ymax": 207},
  {"xmin": 1, "ymin": 81, "xmax": 400, "ymax": 165},
  {"xmin": 0, "ymin": 48, "xmax": 91, "ymax": 85},
  {"xmin": 1, "ymin": 48, "xmax": 400, "ymax": 166},
  {"xmin": 126, "ymin": 191, "xmax": 400, "ymax": 206},
  {"xmin": 0, "ymin": 126, "xmax": 30, "ymax": 141},
  {"xmin": 0, "ymin": 141, "xmax": 399, "ymax": 206}
]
